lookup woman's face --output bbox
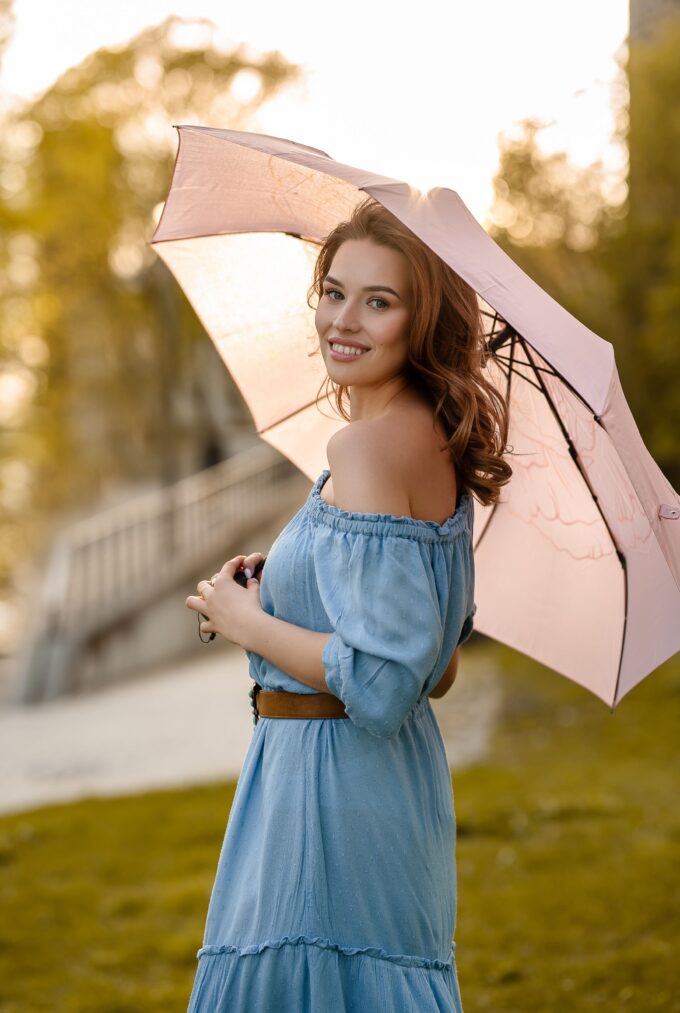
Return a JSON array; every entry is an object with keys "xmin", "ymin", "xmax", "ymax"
[{"xmin": 315, "ymin": 238, "xmax": 412, "ymax": 381}]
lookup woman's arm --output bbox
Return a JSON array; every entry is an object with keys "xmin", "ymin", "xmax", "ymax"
[
  {"xmin": 243, "ymin": 612, "xmax": 460, "ymax": 702},
  {"xmin": 240, "ymin": 434, "xmax": 452, "ymax": 703},
  {"xmin": 428, "ymin": 646, "xmax": 460, "ymax": 699},
  {"xmin": 243, "ymin": 612, "xmax": 333, "ymax": 694}
]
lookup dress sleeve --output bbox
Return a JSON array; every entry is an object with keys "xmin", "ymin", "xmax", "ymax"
[{"xmin": 312, "ymin": 524, "xmax": 445, "ymax": 739}]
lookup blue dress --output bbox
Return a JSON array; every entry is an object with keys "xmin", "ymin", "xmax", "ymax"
[{"xmin": 187, "ymin": 468, "xmax": 477, "ymax": 1012}]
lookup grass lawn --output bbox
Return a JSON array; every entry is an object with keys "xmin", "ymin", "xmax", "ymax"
[{"xmin": 0, "ymin": 644, "xmax": 678, "ymax": 1012}]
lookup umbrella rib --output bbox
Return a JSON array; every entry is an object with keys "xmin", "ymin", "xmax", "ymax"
[
  {"xmin": 490, "ymin": 357, "xmax": 546, "ymax": 395},
  {"xmin": 487, "ymin": 331, "xmax": 629, "ymax": 707},
  {"xmin": 520, "ymin": 340, "xmax": 629, "ymax": 708},
  {"xmin": 148, "ymin": 229, "xmax": 324, "ymax": 247},
  {"xmin": 520, "ymin": 340, "xmax": 623, "ymax": 561},
  {"xmin": 254, "ymin": 397, "xmax": 337, "ymax": 435},
  {"xmin": 493, "ymin": 353, "xmax": 559, "ymax": 377},
  {"xmin": 471, "ymin": 335, "xmax": 518, "ymax": 557},
  {"xmin": 485, "ymin": 316, "xmax": 601, "ymax": 420}
]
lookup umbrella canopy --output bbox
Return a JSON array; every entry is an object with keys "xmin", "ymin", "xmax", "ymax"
[{"xmin": 149, "ymin": 125, "xmax": 680, "ymax": 709}]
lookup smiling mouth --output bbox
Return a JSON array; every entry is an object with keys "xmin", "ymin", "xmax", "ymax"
[{"xmin": 328, "ymin": 341, "xmax": 370, "ymax": 355}]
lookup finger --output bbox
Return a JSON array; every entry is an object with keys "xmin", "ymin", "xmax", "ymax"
[
  {"xmin": 186, "ymin": 595, "xmax": 208, "ymax": 613},
  {"xmin": 199, "ymin": 619, "xmax": 215, "ymax": 636},
  {"xmin": 243, "ymin": 551, "xmax": 264, "ymax": 578},
  {"xmin": 196, "ymin": 579, "xmax": 213, "ymax": 595},
  {"xmin": 219, "ymin": 555, "xmax": 247, "ymax": 577}
]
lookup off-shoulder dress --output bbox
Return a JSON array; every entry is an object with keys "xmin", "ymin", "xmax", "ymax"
[{"xmin": 187, "ymin": 468, "xmax": 477, "ymax": 1012}]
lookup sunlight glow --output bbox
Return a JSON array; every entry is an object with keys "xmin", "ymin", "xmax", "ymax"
[{"xmin": 1, "ymin": 0, "xmax": 629, "ymax": 225}]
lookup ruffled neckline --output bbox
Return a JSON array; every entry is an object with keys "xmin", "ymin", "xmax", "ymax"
[{"xmin": 307, "ymin": 468, "xmax": 474, "ymax": 542}]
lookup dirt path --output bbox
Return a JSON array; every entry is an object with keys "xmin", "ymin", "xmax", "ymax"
[{"xmin": 0, "ymin": 646, "xmax": 501, "ymax": 817}]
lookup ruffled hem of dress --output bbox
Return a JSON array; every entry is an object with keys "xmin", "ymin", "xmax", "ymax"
[
  {"xmin": 197, "ymin": 933, "xmax": 455, "ymax": 971},
  {"xmin": 189, "ymin": 934, "xmax": 463, "ymax": 1012}
]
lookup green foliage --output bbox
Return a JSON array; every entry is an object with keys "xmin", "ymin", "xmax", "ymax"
[
  {"xmin": 488, "ymin": 20, "xmax": 680, "ymax": 492},
  {"xmin": 0, "ymin": 17, "xmax": 301, "ymax": 593},
  {"xmin": 614, "ymin": 18, "xmax": 680, "ymax": 480},
  {"xmin": 0, "ymin": 647, "xmax": 678, "ymax": 1010}
]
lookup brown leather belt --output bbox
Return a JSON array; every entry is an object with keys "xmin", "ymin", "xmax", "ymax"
[{"xmin": 249, "ymin": 682, "xmax": 348, "ymax": 724}]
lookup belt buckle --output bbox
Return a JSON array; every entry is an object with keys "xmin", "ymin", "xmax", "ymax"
[{"xmin": 249, "ymin": 682, "xmax": 261, "ymax": 726}]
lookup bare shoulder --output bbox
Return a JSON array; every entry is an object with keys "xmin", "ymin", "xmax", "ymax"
[
  {"xmin": 327, "ymin": 403, "xmax": 459, "ymax": 524},
  {"xmin": 326, "ymin": 419, "xmax": 411, "ymax": 517}
]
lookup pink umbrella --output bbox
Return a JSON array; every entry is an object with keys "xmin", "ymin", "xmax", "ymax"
[{"xmin": 148, "ymin": 125, "xmax": 680, "ymax": 709}]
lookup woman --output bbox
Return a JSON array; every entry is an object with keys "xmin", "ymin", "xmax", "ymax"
[{"xmin": 185, "ymin": 197, "xmax": 511, "ymax": 1012}]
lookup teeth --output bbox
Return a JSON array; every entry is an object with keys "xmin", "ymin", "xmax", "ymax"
[{"xmin": 331, "ymin": 342, "xmax": 368, "ymax": 356}]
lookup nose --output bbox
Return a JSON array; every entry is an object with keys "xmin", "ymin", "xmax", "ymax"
[{"xmin": 333, "ymin": 305, "xmax": 359, "ymax": 331}]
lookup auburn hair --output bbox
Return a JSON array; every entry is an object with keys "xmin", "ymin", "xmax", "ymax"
[{"xmin": 307, "ymin": 196, "xmax": 512, "ymax": 507}]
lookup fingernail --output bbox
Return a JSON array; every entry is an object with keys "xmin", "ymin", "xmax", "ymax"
[{"xmin": 244, "ymin": 568, "xmax": 252, "ymax": 578}]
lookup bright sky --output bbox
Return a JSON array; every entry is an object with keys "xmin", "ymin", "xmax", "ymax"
[{"xmin": 2, "ymin": 0, "xmax": 629, "ymax": 226}]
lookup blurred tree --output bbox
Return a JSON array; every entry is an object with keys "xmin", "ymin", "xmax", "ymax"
[
  {"xmin": 0, "ymin": 16, "xmax": 301, "ymax": 599},
  {"xmin": 486, "ymin": 18, "xmax": 680, "ymax": 491},
  {"xmin": 613, "ymin": 15, "xmax": 680, "ymax": 479}
]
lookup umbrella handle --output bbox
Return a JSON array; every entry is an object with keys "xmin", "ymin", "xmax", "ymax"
[{"xmin": 232, "ymin": 555, "xmax": 267, "ymax": 588}]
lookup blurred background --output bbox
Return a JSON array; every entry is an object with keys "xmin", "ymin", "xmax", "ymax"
[{"xmin": 0, "ymin": 1, "xmax": 678, "ymax": 1010}]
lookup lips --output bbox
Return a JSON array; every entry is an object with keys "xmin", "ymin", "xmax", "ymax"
[{"xmin": 329, "ymin": 339, "xmax": 370, "ymax": 350}]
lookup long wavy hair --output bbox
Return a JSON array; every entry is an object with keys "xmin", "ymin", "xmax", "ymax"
[{"xmin": 307, "ymin": 196, "xmax": 513, "ymax": 507}]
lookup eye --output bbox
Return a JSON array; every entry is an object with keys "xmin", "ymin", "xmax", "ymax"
[{"xmin": 323, "ymin": 288, "xmax": 389, "ymax": 310}]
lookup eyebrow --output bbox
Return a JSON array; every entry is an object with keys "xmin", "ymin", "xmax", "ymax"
[{"xmin": 324, "ymin": 275, "xmax": 402, "ymax": 300}]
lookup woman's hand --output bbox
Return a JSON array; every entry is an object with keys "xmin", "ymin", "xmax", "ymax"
[{"xmin": 186, "ymin": 552, "xmax": 265, "ymax": 647}]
